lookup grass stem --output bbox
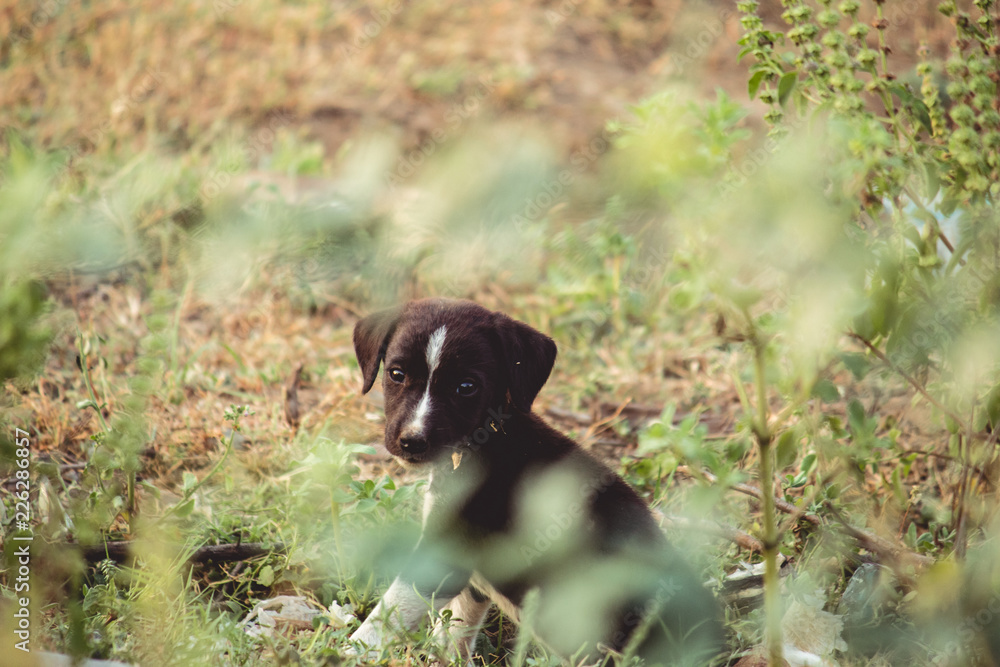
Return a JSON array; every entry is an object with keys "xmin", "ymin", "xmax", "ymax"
[{"xmin": 752, "ymin": 330, "xmax": 783, "ymax": 667}]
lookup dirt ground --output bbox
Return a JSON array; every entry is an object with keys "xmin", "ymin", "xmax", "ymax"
[{"xmin": 1, "ymin": 0, "xmax": 954, "ymax": 162}]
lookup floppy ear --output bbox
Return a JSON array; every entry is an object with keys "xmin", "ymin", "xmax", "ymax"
[
  {"xmin": 353, "ymin": 306, "xmax": 403, "ymax": 394},
  {"xmin": 492, "ymin": 313, "xmax": 557, "ymax": 412}
]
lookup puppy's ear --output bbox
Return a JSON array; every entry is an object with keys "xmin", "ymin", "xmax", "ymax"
[
  {"xmin": 493, "ymin": 313, "xmax": 557, "ymax": 412},
  {"xmin": 353, "ymin": 306, "xmax": 403, "ymax": 394}
]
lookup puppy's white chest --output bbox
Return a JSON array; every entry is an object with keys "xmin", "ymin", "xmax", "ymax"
[{"xmin": 421, "ymin": 472, "xmax": 435, "ymax": 527}]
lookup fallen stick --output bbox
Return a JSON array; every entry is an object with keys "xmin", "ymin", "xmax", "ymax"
[
  {"xmin": 677, "ymin": 466, "xmax": 935, "ymax": 570},
  {"xmin": 657, "ymin": 512, "xmax": 765, "ymax": 553},
  {"xmin": 81, "ymin": 541, "xmax": 282, "ymax": 565},
  {"xmin": 823, "ymin": 502, "xmax": 935, "ymax": 570}
]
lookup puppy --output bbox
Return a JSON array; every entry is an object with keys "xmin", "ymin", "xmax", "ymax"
[{"xmin": 348, "ymin": 298, "xmax": 723, "ymax": 665}]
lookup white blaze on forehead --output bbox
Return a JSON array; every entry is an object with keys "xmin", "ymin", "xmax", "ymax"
[
  {"xmin": 406, "ymin": 326, "xmax": 447, "ymax": 435},
  {"xmin": 425, "ymin": 325, "xmax": 447, "ymax": 374}
]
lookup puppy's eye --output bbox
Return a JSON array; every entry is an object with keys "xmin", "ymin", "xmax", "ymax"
[
  {"xmin": 388, "ymin": 368, "xmax": 406, "ymax": 383},
  {"xmin": 456, "ymin": 380, "xmax": 478, "ymax": 397}
]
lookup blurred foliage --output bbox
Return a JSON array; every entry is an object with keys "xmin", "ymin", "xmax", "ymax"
[
  {"xmin": 3, "ymin": 0, "xmax": 1000, "ymax": 665},
  {"xmin": 0, "ymin": 278, "xmax": 50, "ymax": 383}
]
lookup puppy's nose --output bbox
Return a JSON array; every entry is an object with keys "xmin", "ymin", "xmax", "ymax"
[{"xmin": 399, "ymin": 435, "xmax": 428, "ymax": 455}]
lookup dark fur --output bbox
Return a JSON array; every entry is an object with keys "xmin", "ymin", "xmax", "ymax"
[{"xmin": 353, "ymin": 298, "xmax": 723, "ymax": 664}]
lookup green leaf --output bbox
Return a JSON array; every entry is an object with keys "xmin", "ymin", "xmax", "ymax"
[
  {"xmin": 918, "ymin": 254, "xmax": 941, "ymax": 268},
  {"xmin": 801, "ymin": 453, "xmax": 817, "ymax": 476},
  {"xmin": 985, "ymin": 383, "xmax": 1000, "ymax": 430},
  {"xmin": 920, "ymin": 161, "xmax": 941, "ymax": 201},
  {"xmin": 355, "ymin": 497, "xmax": 378, "ymax": 513},
  {"xmin": 889, "ymin": 82, "xmax": 933, "ymax": 135},
  {"xmin": 847, "ymin": 399, "xmax": 867, "ymax": 433},
  {"xmin": 173, "ymin": 498, "xmax": 195, "ymax": 518},
  {"xmin": 258, "ymin": 565, "xmax": 275, "ymax": 587},
  {"xmin": 748, "ymin": 70, "xmax": 767, "ymax": 100},
  {"xmin": 392, "ymin": 484, "xmax": 416, "ymax": 504},
  {"xmin": 891, "ymin": 467, "xmax": 906, "ymax": 504},
  {"xmin": 331, "ymin": 488, "xmax": 355, "ymax": 504},
  {"xmin": 776, "ymin": 429, "xmax": 799, "ymax": 469},
  {"xmin": 777, "ymin": 71, "xmax": 797, "ymax": 107},
  {"xmin": 139, "ymin": 481, "xmax": 161, "ymax": 498},
  {"xmin": 631, "ymin": 457, "xmax": 656, "ymax": 480},
  {"xmin": 910, "ymin": 98, "xmax": 933, "ymax": 135},
  {"xmin": 870, "ymin": 284, "xmax": 899, "ymax": 336},
  {"xmin": 811, "ymin": 378, "xmax": 840, "ymax": 402},
  {"xmin": 840, "ymin": 352, "xmax": 871, "ymax": 381},
  {"xmin": 852, "ymin": 311, "xmax": 876, "ymax": 341},
  {"xmin": 346, "ymin": 443, "xmax": 378, "ymax": 456}
]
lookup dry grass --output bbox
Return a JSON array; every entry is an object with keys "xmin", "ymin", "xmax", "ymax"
[{"xmin": 1, "ymin": 0, "xmax": 695, "ymax": 158}]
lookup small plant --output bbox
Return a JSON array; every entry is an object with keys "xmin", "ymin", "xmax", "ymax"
[
  {"xmin": 163, "ymin": 404, "xmax": 255, "ymax": 520},
  {"xmin": 718, "ymin": 0, "xmax": 1000, "ymax": 663}
]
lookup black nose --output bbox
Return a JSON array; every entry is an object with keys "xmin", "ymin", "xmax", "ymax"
[{"xmin": 399, "ymin": 436, "xmax": 428, "ymax": 455}]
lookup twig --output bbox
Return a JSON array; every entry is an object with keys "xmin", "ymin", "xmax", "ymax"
[
  {"xmin": 81, "ymin": 541, "xmax": 283, "ymax": 564},
  {"xmin": 679, "ymin": 466, "xmax": 935, "ymax": 571},
  {"xmin": 284, "ymin": 362, "xmax": 305, "ymax": 430},
  {"xmin": 745, "ymin": 324, "xmax": 783, "ymax": 667},
  {"xmin": 824, "ymin": 502, "xmax": 935, "ymax": 570},
  {"xmin": 584, "ymin": 398, "xmax": 631, "ymax": 440},
  {"xmin": 76, "ymin": 332, "xmax": 110, "ymax": 434},
  {"xmin": 679, "ymin": 466, "xmax": 822, "ymax": 527},
  {"xmin": 901, "ymin": 185, "xmax": 962, "ymax": 263},
  {"xmin": 544, "ymin": 405, "xmax": 592, "ymax": 425},
  {"xmin": 657, "ymin": 512, "xmax": 764, "ymax": 552},
  {"xmin": 849, "ymin": 332, "xmax": 969, "ymax": 431}
]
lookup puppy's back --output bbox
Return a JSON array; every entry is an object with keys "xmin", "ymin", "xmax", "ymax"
[{"xmin": 505, "ymin": 421, "xmax": 725, "ymax": 664}]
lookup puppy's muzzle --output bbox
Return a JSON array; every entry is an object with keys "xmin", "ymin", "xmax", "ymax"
[{"xmin": 399, "ymin": 434, "xmax": 429, "ymax": 455}]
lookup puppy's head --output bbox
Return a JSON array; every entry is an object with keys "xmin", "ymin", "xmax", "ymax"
[{"xmin": 353, "ymin": 298, "xmax": 557, "ymax": 466}]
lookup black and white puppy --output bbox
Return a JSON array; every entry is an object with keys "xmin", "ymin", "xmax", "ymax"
[{"xmin": 348, "ymin": 298, "xmax": 723, "ymax": 665}]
